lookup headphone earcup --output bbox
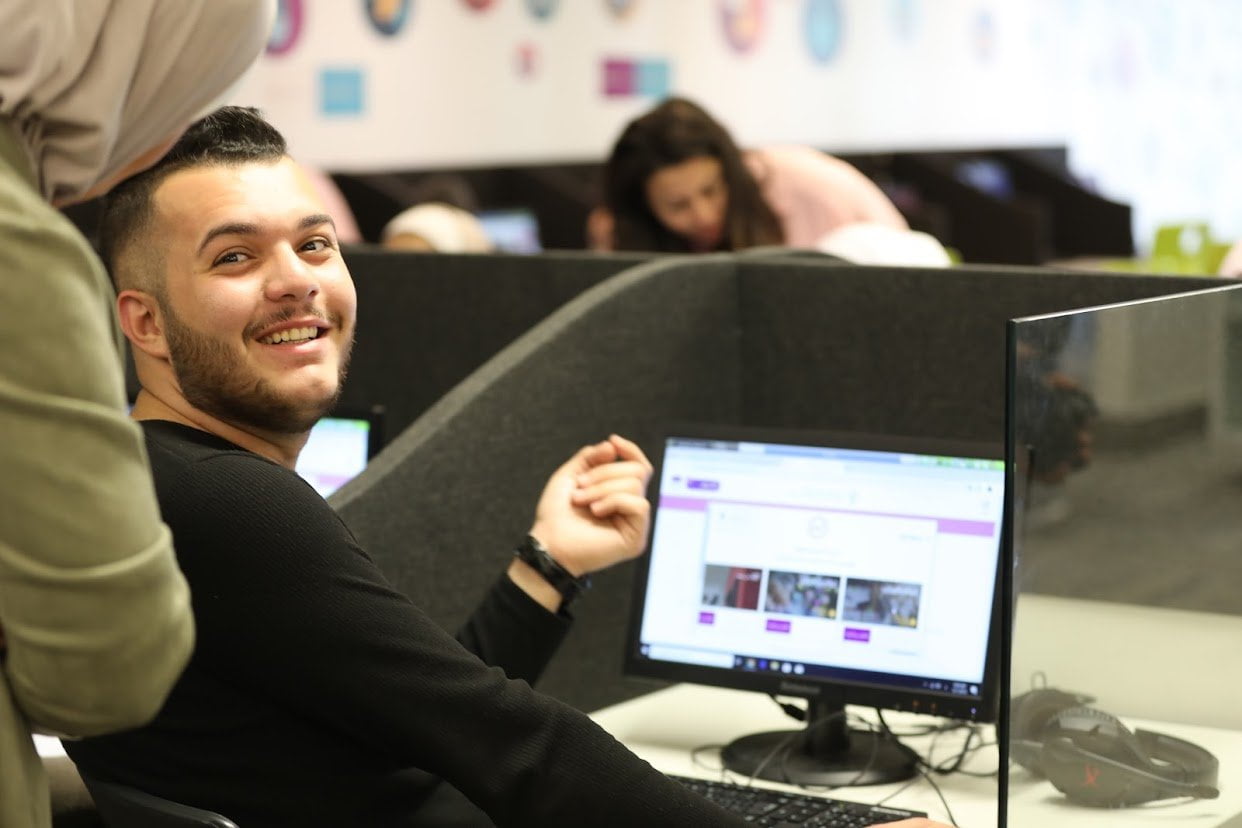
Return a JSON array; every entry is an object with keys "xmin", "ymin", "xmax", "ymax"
[
  {"xmin": 1008, "ymin": 688, "xmax": 1086, "ymax": 774},
  {"xmin": 1039, "ymin": 706, "xmax": 1161, "ymax": 807}
]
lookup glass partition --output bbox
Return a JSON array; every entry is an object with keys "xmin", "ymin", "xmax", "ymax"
[{"xmin": 1004, "ymin": 283, "xmax": 1242, "ymax": 826}]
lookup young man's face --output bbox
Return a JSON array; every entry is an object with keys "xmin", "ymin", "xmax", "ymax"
[{"xmin": 150, "ymin": 157, "xmax": 357, "ymax": 434}]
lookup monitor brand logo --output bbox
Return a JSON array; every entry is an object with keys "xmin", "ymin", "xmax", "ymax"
[{"xmin": 778, "ymin": 680, "xmax": 819, "ymax": 697}]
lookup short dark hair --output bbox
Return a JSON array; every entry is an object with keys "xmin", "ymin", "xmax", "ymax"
[
  {"xmin": 601, "ymin": 97, "xmax": 783, "ymax": 252},
  {"xmin": 97, "ymin": 106, "xmax": 287, "ymax": 290}
]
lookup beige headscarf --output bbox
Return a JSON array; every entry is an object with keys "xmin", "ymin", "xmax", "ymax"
[
  {"xmin": 382, "ymin": 203, "xmax": 495, "ymax": 253},
  {"xmin": 0, "ymin": 0, "xmax": 275, "ymax": 204}
]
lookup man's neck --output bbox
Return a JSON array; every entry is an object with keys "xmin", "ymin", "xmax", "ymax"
[{"xmin": 131, "ymin": 389, "xmax": 310, "ymax": 469}]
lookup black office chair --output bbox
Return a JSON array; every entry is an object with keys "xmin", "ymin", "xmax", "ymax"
[{"xmin": 79, "ymin": 774, "xmax": 238, "ymax": 828}]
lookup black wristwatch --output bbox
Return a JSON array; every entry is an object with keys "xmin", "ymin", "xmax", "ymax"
[{"xmin": 513, "ymin": 534, "xmax": 592, "ymax": 609}]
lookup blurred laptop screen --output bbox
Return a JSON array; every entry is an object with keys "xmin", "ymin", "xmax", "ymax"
[
  {"xmin": 478, "ymin": 208, "xmax": 542, "ymax": 253},
  {"xmin": 296, "ymin": 412, "xmax": 382, "ymax": 497}
]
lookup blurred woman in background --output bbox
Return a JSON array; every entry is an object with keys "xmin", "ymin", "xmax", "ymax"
[{"xmin": 590, "ymin": 96, "xmax": 907, "ymax": 253}]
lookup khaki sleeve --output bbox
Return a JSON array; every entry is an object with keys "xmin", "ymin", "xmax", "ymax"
[{"xmin": 0, "ymin": 184, "xmax": 193, "ymax": 737}]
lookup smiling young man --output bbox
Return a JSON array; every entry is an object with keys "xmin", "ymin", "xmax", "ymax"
[
  {"xmin": 56, "ymin": 106, "xmax": 744, "ymax": 828},
  {"xmin": 63, "ymin": 107, "xmax": 948, "ymax": 828}
]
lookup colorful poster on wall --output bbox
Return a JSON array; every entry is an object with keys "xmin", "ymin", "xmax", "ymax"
[
  {"xmin": 891, "ymin": 0, "xmax": 919, "ymax": 40},
  {"xmin": 525, "ymin": 0, "xmax": 559, "ymax": 21},
  {"xmin": 602, "ymin": 57, "xmax": 671, "ymax": 98},
  {"xmin": 365, "ymin": 0, "xmax": 412, "ymax": 36},
  {"xmin": 516, "ymin": 41, "xmax": 540, "ymax": 78},
  {"xmin": 719, "ymin": 0, "xmax": 765, "ymax": 54},
  {"xmin": 319, "ymin": 67, "xmax": 365, "ymax": 117},
  {"xmin": 267, "ymin": 0, "xmax": 304, "ymax": 56},
  {"xmin": 604, "ymin": 0, "xmax": 640, "ymax": 20},
  {"xmin": 804, "ymin": 0, "xmax": 844, "ymax": 64}
]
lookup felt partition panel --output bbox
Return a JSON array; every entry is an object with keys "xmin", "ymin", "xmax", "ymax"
[
  {"xmin": 736, "ymin": 261, "xmax": 1219, "ymax": 443},
  {"xmin": 337, "ymin": 247, "xmax": 653, "ymax": 437}
]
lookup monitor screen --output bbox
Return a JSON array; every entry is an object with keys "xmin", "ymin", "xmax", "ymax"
[
  {"xmin": 295, "ymin": 409, "xmax": 384, "ymax": 498},
  {"xmin": 625, "ymin": 425, "xmax": 1006, "ymax": 787},
  {"xmin": 476, "ymin": 208, "xmax": 542, "ymax": 253}
]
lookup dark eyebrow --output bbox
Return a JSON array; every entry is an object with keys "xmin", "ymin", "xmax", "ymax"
[{"xmin": 196, "ymin": 213, "xmax": 337, "ymax": 256}]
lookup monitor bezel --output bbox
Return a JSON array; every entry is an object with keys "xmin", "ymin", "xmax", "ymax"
[{"xmin": 624, "ymin": 422, "xmax": 1007, "ymax": 724}]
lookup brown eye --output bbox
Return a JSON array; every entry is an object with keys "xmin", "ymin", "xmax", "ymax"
[{"xmin": 213, "ymin": 251, "xmax": 249, "ymax": 267}]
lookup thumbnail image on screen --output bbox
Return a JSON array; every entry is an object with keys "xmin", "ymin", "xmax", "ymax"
[
  {"xmin": 764, "ymin": 570, "xmax": 840, "ymax": 618},
  {"xmin": 702, "ymin": 565, "xmax": 763, "ymax": 610},
  {"xmin": 841, "ymin": 578, "xmax": 921, "ymax": 628}
]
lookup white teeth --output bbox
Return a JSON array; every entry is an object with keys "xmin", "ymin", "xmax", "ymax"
[{"xmin": 260, "ymin": 326, "xmax": 318, "ymax": 345}]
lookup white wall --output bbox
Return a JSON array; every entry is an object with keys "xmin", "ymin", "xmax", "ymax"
[{"xmin": 231, "ymin": 0, "xmax": 1242, "ymax": 251}]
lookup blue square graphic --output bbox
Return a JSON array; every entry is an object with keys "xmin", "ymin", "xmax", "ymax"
[
  {"xmin": 319, "ymin": 67, "xmax": 365, "ymax": 117},
  {"xmin": 635, "ymin": 59, "xmax": 670, "ymax": 98}
]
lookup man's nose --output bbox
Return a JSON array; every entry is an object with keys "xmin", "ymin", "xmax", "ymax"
[{"xmin": 266, "ymin": 246, "xmax": 320, "ymax": 302}]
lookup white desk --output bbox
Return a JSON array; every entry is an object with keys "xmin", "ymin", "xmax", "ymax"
[
  {"xmin": 590, "ymin": 683, "xmax": 999, "ymax": 825},
  {"xmin": 590, "ymin": 684, "xmax": 1242, "ymax": 827}
]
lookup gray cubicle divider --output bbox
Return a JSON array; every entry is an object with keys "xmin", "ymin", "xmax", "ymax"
[
  {"xmin": 336, "ymin": 247, "xmax": 653, "ymax": 438},
  {"xmin": 331, "ymin": 253, "xmax": 1219, "ymax": 715},
  {"xmin": 736, "ymin": 263, "xmax": 1220, "ymax": 442}
]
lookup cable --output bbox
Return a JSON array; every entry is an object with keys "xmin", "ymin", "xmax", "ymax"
[
  {"xmin": 768, "ymin": 693, "xmax": 807, "ymax": 721},
  {"xmin": 914, "ymin": 762, "xmax": 961, "ymax": 828},
  {"xmin": 688, "ymin": 743, "xmax": 729, "ymax": 779}
]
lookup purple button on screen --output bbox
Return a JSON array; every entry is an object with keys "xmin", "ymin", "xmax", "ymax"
[
  {"xmin": 687, "ymin": 479, "xmax": 720, "ymax": 491},
  {"xmin": 698, "ymin": 611, "xmax": 715, "ymax": 625},
  {"xmin": 844, "ymin": 627, "xmax": 870, "ymax": 642},
  {"xmin": 766, "ymin": 619, "xmax": 791, "ymax": 633}
]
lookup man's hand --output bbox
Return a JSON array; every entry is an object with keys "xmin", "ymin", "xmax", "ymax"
[
  {"xmin": 509, "ymin": 435, "xmax": 653, "ymax": 613},
  {"xmin": 530, "ymin": 434, "xmax": 653, "ymax": 577}
]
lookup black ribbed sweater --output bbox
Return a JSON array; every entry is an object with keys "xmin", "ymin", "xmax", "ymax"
[{"xmin": 66, "ymin": 421, "xmax": 745, "ymax": 827}]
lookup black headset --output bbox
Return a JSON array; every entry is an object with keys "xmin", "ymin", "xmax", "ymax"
[{"xmin": 1009, "ymin": 687, "xmax": 1220, "ymax": 807}]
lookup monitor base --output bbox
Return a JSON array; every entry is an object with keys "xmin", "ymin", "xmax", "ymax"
[{"xmin": 721, "ymin": 728, "xmax": 918, "ymax": 788}]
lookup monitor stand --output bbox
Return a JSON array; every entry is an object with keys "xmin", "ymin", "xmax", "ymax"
[{"xmin": 720, "ymin": 698, "xmax": 917, "ymax": 787}]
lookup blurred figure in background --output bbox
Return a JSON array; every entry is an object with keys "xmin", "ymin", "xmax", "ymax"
[
  {"xmin": 1218, "ymin": 238, "xmax": 1242, "ymax": 277},
  {"xmin": 301, "ymin": 164, "xmax": 362, "ymax": 244},
  {"xmin": 816, "ymin": 221, "xmax": 952, "ymax": 267},
  {"xmin": 382, "ymin": 201, "xmax": 494, "ymax": 253},
  {"xmin": 590, "ymin": 96, "xmax": 907, "ymax": 253},
  {"xmin": 0, "ymin": 1, "xmax": 273, "ymax": 825}
]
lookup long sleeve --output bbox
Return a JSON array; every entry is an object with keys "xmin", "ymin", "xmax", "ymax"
[
  {"xmin": 64, "ymin": 422, "xmax": 746, "ymax": 827},
  {"xmin": 0, "ymin": 125, "xmax": 193, "ymax": 826}
]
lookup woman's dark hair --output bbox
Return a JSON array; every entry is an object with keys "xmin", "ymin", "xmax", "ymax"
[{"xmin": 601, "ymin": 97, "xmax": 782, "ymax": 252}]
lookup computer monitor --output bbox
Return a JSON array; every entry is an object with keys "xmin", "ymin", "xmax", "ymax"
[
  {"xmin": 476, "ymin": 207, "xmax": 542, "ymax": 253},
  {"xmin": 625, "ymin": 424, "xmax": 1006, "ymax": 788},
  {"xmin": 295, "ymin": 407, "xmax": 385, "ymax": 498}
]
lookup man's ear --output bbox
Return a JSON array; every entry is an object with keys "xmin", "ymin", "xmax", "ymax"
[{"xmin": 117, "ymin": 289, "xmax": 170, "ymax": 360}]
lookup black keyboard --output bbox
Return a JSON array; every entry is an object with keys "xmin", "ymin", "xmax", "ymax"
[{"xmin": 668, "ymin": 773, "xmax": 927, "ymax": 827}]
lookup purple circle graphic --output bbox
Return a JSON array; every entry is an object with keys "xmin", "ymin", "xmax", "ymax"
[{"xmin": 267, "ymin": 0, "xmax": 304, "ymax": 56}]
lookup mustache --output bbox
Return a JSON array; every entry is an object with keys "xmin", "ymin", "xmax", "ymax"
[{"xmin": 244, "ymin": 304, "xmax": 339, "ymax": 340}]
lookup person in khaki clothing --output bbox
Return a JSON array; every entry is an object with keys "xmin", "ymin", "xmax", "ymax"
[{"xmin": 0, "ymin": 2, "xmax": 273, "ymax": 824}]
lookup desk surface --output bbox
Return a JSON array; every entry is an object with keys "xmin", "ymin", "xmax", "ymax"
[{"xmin": 589, "ymin": 684, "xmax": 1242, "ymax": 828}]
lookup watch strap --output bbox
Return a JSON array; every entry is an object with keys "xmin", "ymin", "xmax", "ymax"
[{"xmin": 513, "ymin": 534, "xmax": 591, "ymax": 608}]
